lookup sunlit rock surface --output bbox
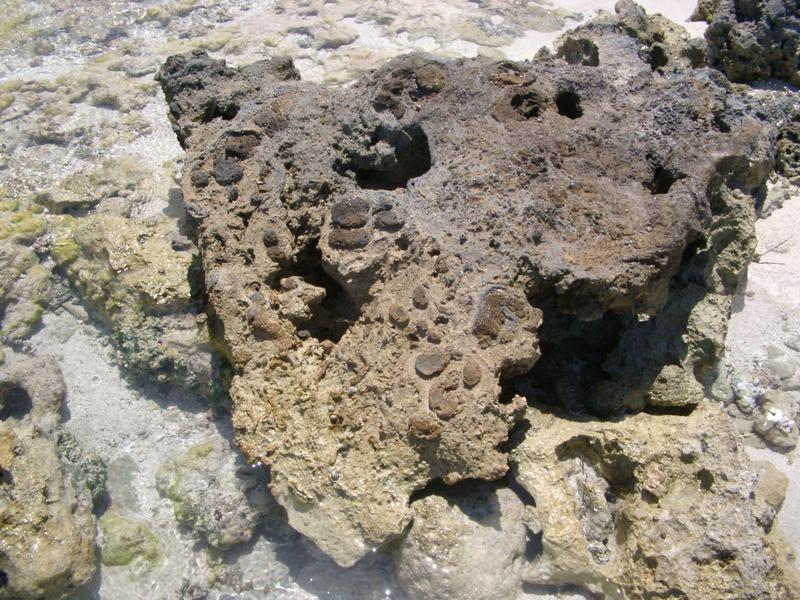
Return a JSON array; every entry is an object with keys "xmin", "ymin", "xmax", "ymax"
[
  {"xmin": 0, "ymin": 358, "xmax": 97, "ymax": 600},
  {"xmin": 159, "ymin": 4, "xmax": 786, "ymax": 567}
]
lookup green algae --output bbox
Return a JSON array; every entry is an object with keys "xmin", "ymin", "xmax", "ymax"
[
  {"xmin": 99, "ymin": 512, "xmax": 160, "ymax": 567},
  {"xmin": 0, "ymin": 203, "xmax": 45, "ymax": 242}
]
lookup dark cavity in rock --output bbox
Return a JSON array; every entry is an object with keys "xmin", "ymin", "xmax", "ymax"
[
  {"xmin": 0, "ymin": 384, "xmax": 33, "ymax": 420},
  {"xmin": 555, "ymin": 90, "xmax": 583, "ymax": 119},
  {"xmin": 346, "ymin": 123, "xmax": 432, "ymax": 190}
]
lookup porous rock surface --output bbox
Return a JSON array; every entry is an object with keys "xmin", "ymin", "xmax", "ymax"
[
  {"xmin": 393, "ymin": 484, "xmax": 529, "ymax": 600},
  {"xmin": 512, "ymin": 403, "xmax": 798, "ymax": 599},
  {"xmin": 159, "ymin": 7, "xmax": 780, "ymax": 566},
  {"xmin": 705, "ymin": 0, "xmax": 800, "ymax": 86},
  {"xmin": 0, "ymin": 358, "xmax": 97, "ymax": 600}
]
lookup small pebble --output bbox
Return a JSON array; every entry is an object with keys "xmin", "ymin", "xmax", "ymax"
[
  {"xmin": 412, "ymin": 285, "xmax": 428, "ymax": 309},
  {"xmin": 415, "ymin": 350, "xmax": 450, "ymax": 378},
  {"xmin": 462, "ymin": 360, "xmax": 482, "ymax": 387}
]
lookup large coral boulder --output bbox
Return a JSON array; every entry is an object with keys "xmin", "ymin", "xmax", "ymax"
[{"xmin": 158, "ymin": 6, "xmax": 778, "ymax": 566}]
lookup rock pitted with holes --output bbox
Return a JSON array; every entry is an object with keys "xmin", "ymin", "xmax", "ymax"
[{"xmin": 158, "ymin": 8, "xmax": 779, "ymax": 566}]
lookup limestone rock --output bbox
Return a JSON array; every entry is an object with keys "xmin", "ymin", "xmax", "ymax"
[
  {"xmin": 753, "ymin": 390, "xmax": 799, "ymax": 450},
  {"xmin": 752, "ymin": 460, "xmax": 789, "ymax": 531},
  {"xmin": 0, "ymin": 424, "xmax": 97, "ymax": 600},
  {"xmin": 49, "ymin": 212, "xmax": 217, "ymax": 396},
  {"xmin": 159, "ymin": 5, "xmax": 780, "ymax": 566},
  {"xmin": 393, "ymin": 485, "xmax": 529, "ymax": 600},
  {"xmin": 511, "ymin": 403, "xmax": 798, "ymax": 599},
  {"xmin": 98, "ymin": 512, "xmax": 160, "ymax": 567},
  {"xmin": 0, "ymin": 357, "xmax": 97, "ymax": 599},
  {"xmin": 0, "ymin": 198, "xmax": 51, "ymax": 344},
  {"xmin": 156, "ymin": 437, "xmax": 274, "ymax": 548},
  {"xmin": 705, "ymin": 0, "xmax": 800, "ymax": 86},
  {"xmin": 0, "ymin": 356, "xmax": 66, "ymax": 434}
]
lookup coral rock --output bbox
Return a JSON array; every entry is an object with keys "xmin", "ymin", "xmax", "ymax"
[
  {"xmin": 512, "ymin": 403, "xmax": 798, "ymax": 599},
  {"xmin": 159, "ymin": 7, "xmax": 780, "ymax": 565}
]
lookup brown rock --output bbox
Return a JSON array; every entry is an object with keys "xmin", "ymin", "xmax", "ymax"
[
  {"xmin": 388, "ymin": 304, "xmax": 410, "ymax": 328},
  {"xmin": 329, "ymin": 227, "xmax": 371, "ymax": 250},
  {"xmin": 428, "ymin": 385, "xmax": 466, "ymax": 420},
  {"xmin": 331, "ymin": 197, "xmax": 370, "ymax": 229},
  {"xmin": 157, "ymin": 8, "xmax": 784, "ymax": 568},
  {"xmin": 462, "ymin": 360, "xmax": 482, "ymax": 388},
  {"xmin": 415, "ymin": 350, "xmax": 451, "ymax": 378},
  {"xmin": 412, "ymin": 285, "xmax": 428, "ymax": 309}
]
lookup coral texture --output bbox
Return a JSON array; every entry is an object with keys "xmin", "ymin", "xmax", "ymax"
[{"xmin": 159, "ymin": 5, "xmax": 784, "ymax": 568}]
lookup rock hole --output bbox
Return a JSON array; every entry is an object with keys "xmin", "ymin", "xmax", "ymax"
[
  {"xmin": 503, "ymin": 299, "xmax": 627, "ymax": 416},
  {"xmin": 641, "ymin": 404, "xmax": 696, "ymax": 416},
  {"xmin": 695, "ymin": 468, "xmax": 714, "ymax": 491},
  {"xmin": 734, "ymin": 0, "xmax": 762, "ymax": 20},
  {"xmin": 555, "ymin": 90, "xmax": 583, "ymax": 119},
  {"xmin": 511, "ymin": 91, "xmax": 544, "ymax": 119},
  {"xmin": 647, "ymin": 164, "xmax": 684, "ymax": 195},
  {"xmin": 349, "ymin": 124, "xmax": 432, "ymax": 190},
  {"xmin": 557, "ymin": 37, "xmax": 600, "ymax": 67},
  {"xmin": 641, "ymin": 489, "xmax": 659, "ymax": 504},
  {"xmin": 0, "ymin": 570, "xmax": 7, "ymax": 588},
  {"xmin": 0, "ymin": 384, "xmax": 33, "ymax": 420},
  {"xmin": 408, "ymin": 477, "xmax": 493, "ymax": 504},
  {"xmin": 648, "ymin": 45, "xmax": 668, "ymax": 71},
  {"xmin": 200, "ymin": 98, "xmax": 239, "ymax": 123},
  {"xmin": 556, "ymin": 437, "xmax": 637, "ymax": 495},
  {"xmin": 274, "ymin": 244, "xmax": 360, "ymax": 342}
]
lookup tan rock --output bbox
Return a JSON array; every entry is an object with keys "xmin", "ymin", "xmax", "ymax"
[
  {"xmin": 512, "ymin": 403, "xmax": 798, "ymax": 599},
  {"xmin": 0, "ymin": 423, "xmax": 96, "ymax": 600}
]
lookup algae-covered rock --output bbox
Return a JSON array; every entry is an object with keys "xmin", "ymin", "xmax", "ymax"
[
  {"xmin": 0, "ymin": 197, "xmax": 52, "ymax": 344},
  {"xmin": 511, "ymin": 403, "xmax": 799, "ymax": 599},
  {"xmin": 57, "ymin": 430, "xmax": 108, "ymax": 508},
  {"xmin": 691, "ymin": 0, "xmax": 721, "ymax": 23},
  {"xmin": 0, "ymin": 357, "xmax": 97, "ymax": 599},
  {"xmin": 98, "ymin": 511, "xmax": 160, "ymax": 567},
  {"xmin": 35, "ymin": 155, "xmax": 153, "ymax": 213},
  {"xmin": 49, "ymin": 211, "xmax": 216, "ymax": 394},
  {"xmin": 394, "ymin": 485, "xmax": 529, "ymax": 600},
  {"xmin": 0, "ymin": 424, "xmax": 97, "ymax": 600},
  {"xmin": 156, "ymin": 437, "xmax": 273, "ymax": 548}
]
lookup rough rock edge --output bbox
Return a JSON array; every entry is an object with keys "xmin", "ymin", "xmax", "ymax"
[{"xmin": 160, "ymin": 3, "xmax": 792, "ymax": 570}]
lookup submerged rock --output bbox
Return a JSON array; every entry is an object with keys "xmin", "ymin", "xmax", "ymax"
[
  {"xmin": 156, "ymin": 437, "xmax": 274, "ymax": 548},
  {"xmin": 393, "ymin": 485, "xmax": 529, "ymax": 600},
  {"xmin": 0, "ymin": 358, "xmax": 96, "ymax": 600},
  {"xmin": 98, "ymin": 512, "xmax": 160, "ymax": 568},
  {"xmin": 159, "ymin": 2, "xmax": 786, "ymax": 567}
]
